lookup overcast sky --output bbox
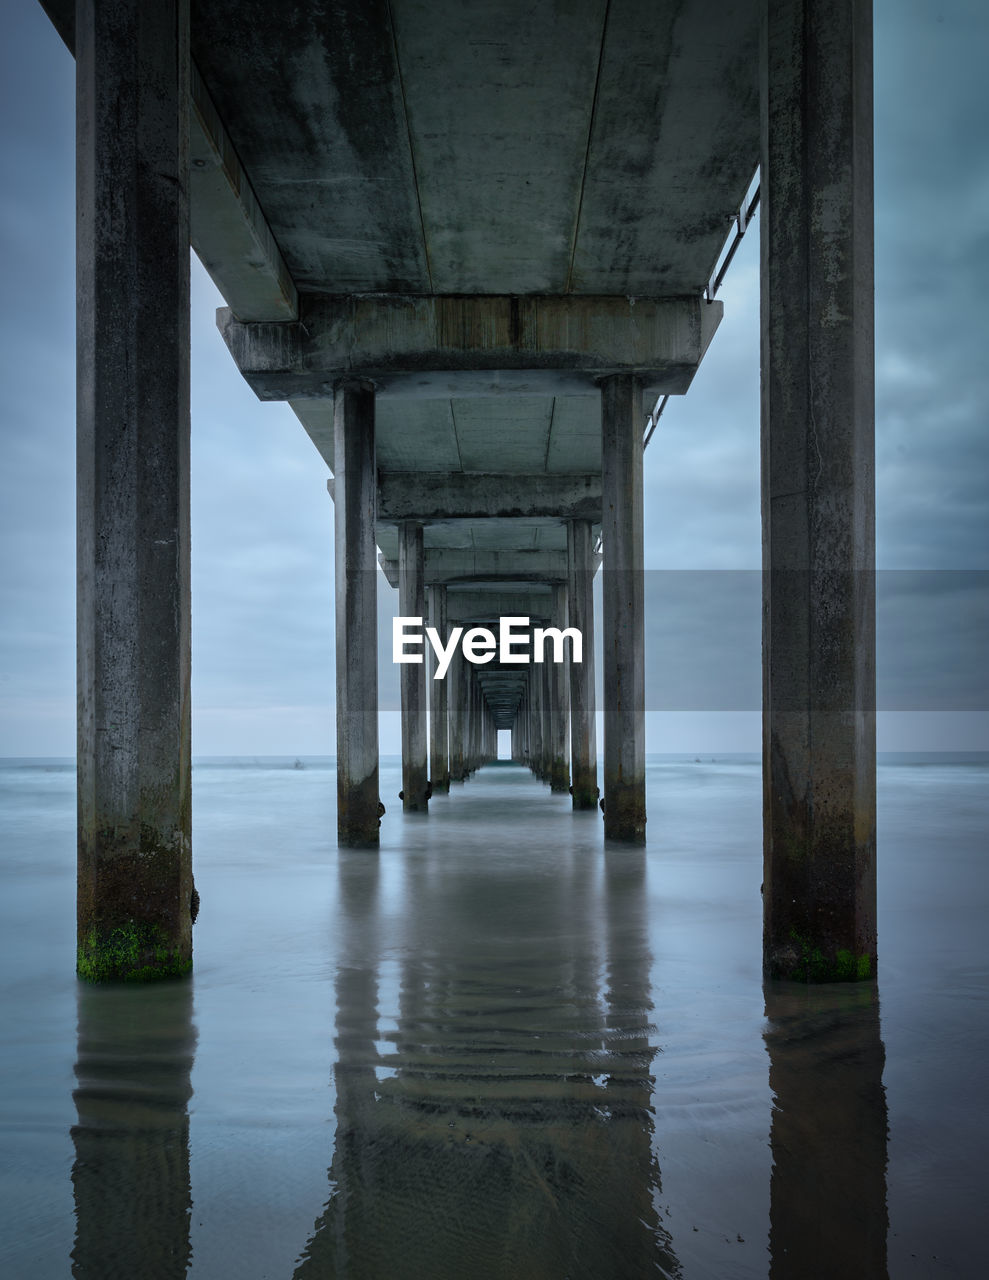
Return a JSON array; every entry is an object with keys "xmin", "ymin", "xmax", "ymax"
[{"xmin": 1, "ymin": 0, "xmax": 986, "ymax": 757}]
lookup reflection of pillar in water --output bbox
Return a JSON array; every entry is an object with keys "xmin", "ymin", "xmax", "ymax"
[
  {"xmin": 601, "ymin": 849, "xmax": 678, "ymax": 1277},
  {"xmin": 295, "ymin": 851, "xmax": 381, "ymax": 1278},
  {"xmin": 764, "ymin": 982, "xmax": 888, "ymax": 1280},
  {"xmin": 298, "ymin": 837, "xmax": 679, "ymax": 1278},
  {"xmin": 71, "ymin": 981, "xmax": 196, "ymax": 1279}
]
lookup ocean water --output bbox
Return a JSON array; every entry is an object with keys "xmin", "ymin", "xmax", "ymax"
[{"xmin": 0, "ymin": 754, "xmax": 986, "ymax": 1279}]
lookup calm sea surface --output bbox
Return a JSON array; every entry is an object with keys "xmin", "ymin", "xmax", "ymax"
[{"xmin": 0, "ymin": 754, "xmax": 986, "ymax": 1278}]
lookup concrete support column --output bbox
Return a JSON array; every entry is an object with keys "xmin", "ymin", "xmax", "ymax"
[
  {"xmin": 600, "ymin": 374, "xmax": 646, "ymax": 842},
  {"xmin": 760, "ymin": 0, "xmax": 876, "ymax": 980},
  {"xmin": 467, "ymin": 674, "xmax": 477, "ymax": 774},
  {"xmin": 334, "ymin": 380, "xmax": 381, "ymax": 845},
  {"xmin": 399, "ymin": 522, "xmax": 428, "ymax": 812},
  {"xmin": 448, "ymin": 649, "xmax": 466, "ymax": 783},
  {"xmin": 568, "ymin": 519, "xmax": 599, "ymax": 809},
  {"xmin": 473, "ymin": 677, "xmax": 483, "ymax": 769},
  {"xmin": 76, "ymin": 0, "xmax": 194, "ymax": 981},
  {"xmin": 529, "ymin": 665, "xmax": 543, "ymax": 778},
  {"xmin": 428, "ymin": 585, "xmax": 450, "ymax": 793},
  {"xmin": 548, "ymin": 583, "xmax": 571, "ymax": 793},
  {"xmin": 539, "ymin": 661, "xmax": 552, "ymax": 782},
  {"xmin": 463, "ymin": 667, "xmax": 473, "ymax": 776}
]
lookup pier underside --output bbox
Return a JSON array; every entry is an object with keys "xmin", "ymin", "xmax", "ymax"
[{"xmin": 44, "ymin": 0, "xmax": 875, "ymax": 980}]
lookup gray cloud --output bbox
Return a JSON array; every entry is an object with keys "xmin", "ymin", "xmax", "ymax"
[{"xmin": 1, "ymin": 0, "xmax": 986, "ymax": 754}]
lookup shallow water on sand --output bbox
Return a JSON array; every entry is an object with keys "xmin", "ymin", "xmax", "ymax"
[{"xmin": 0, "ymin": 755, "xmax": 987, "ymax": 1278}]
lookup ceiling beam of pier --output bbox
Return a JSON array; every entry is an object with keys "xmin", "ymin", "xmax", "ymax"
[
  {"xmin": 377, "ymin": 474, "xmax": 602, "ymax": 524},
  {"xmin": 217, "ymin": 293, "xmax": 722, "ymax": 402}
]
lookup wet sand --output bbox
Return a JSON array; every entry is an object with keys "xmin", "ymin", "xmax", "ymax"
[{"xmin": 1, "ymin": 756, "xmax": 986, "ymax": 1277}]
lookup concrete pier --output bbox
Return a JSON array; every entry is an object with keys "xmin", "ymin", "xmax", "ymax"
[
  {"xmin": 760, "ymin": 0, "xmax": 876, "ymax": 980},
  {"xmin": 600, "ymin": 375, "xmax": 646, "ymax": 843},
  {"xmin": 42, "ymin": 0, "xmax": 878, "ymax": 983},
  {"xmin": 398, "ymin": 522, "xmax": 428, "ymax": 811},
  {"xmin": 75, "ymin": 0, "xmax": 194, "ymax": 981},
  {"xmin": 428, "ymin": 585, "xmax": 450, "ymax": 793},
  {"xmin": 334, "ymin": 380, "xmax": 381, "ymax": 845},
  {"xmin": 567, "ymin": 520, "xmax": 598, "ymax": 809}
]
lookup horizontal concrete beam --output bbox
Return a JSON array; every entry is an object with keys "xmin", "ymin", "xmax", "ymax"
[
  {"xmin": 217, "ymin": 293, "xmax": 722, "ymax": 400},
  {"xmin": 377, "ymin": 472, "xmax": 601, "ymax": 522},
  {"xmin": 444, "ymin": 590, "xmax": 552, "ymax": 623},
  {"xmin": 189, "ymin": 66, "xmax": 298, "ymax": 322},
  {"xmin": 38, "ymin": 3, "xmax": 298, "ymax": 325},
  {"xmin": 379, "ymin": 548, "xmax": 570, "ymax": 587}
]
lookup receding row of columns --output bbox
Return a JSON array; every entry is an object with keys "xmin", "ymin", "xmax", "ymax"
[
  {"xmin": 73, "ymin": 0, "xmax": 875, "ymax": 983},
  {"xmin": 332, "ymin": 373, "xmax": 644, "ymax": 845}
]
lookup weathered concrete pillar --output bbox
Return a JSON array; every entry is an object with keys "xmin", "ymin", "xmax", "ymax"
[
  {"xmin": 539, "ymin": 660, "xmax": 552, "ymax": 782},
  {"xmin": 462, "ymin": 666, "xmax": 473, "ymax": 776},
  {"xmin": 398, "ymin": 522, "xmax": 428, "ymax": 812},
  {"xmin": 600, "ymin": 374, "xmax": 646, "ymax": 842},
  {"xmin": 568, "ymin": 519, "xmax": 599, "ymax": 809},
  {"xmin": 548, "ymin": 583, "xmax": 571, "ymax": 793},
  {"xmin": 76, "ymin": 0, "xmax": 194, "ymax": 981},
  {"xmin": 467, "ymin": 673, "xmax": 477, "ymax": 774},
  {"xmin": 761, "ymin": 0, "xmax": 876, "ymax": 980},
  {"xmin": 448, "ymin": 648, "xmax": 466, "ymax": 782},
  {"xmin": 529, "ymin": 665, "xmax": 543, "ymax": 778},
  {"xmin": 472, "ymin": 676, "xmax": 483, "ymax": 770},
  {"xmin": 334, "ymin": 380, "xmax": 381, "ymax": 845},
  {"xmin": 428, "ymin": 585, "xmax": 450, "ymax": 793}
]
